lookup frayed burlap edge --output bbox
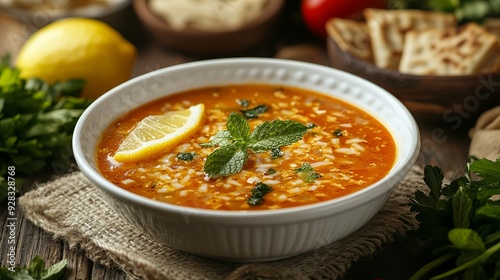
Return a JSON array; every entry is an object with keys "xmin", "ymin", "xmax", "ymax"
[{"xmin": 19, "ymin": 166, "xmax": 426, "ymax": 280}]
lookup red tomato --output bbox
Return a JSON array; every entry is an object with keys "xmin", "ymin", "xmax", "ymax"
[{"xmin": 301, "ymin": 0, "xmax": 387, "ymax": 38}]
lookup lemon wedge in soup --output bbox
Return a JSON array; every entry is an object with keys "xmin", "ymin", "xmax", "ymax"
[{"xmin": 113, "ymin": 104, "xmax": 205, "ymax": 162}]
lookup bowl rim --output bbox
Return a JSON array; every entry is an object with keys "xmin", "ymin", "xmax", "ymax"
[
  {"xmin": 133, "ymin": 0, "xmax": 285, "ymax": 35},
  {"xmin": 0, "ymin": 0, "xmax": 131, "ymax": 21},
  {"xmin": 73, "ymin": 57, "xmax": 420, "ymax": 223}
]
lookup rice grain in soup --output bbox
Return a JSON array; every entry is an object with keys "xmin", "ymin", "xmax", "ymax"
[{"xmin": 97, "ymin": 84, "xmax": 396, "ymax": 210}]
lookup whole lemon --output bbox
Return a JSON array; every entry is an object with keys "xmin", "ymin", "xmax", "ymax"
[{"xmin": 16, "ymin": 17, "xmax": 136, "ymax": 100}]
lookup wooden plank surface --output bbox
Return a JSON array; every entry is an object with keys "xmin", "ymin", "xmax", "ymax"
[{"xmin": 0, "ymin": 2, "xmax": 477, "ymax": 279}]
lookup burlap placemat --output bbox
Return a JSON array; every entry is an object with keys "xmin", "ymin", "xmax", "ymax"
[
  {"xmin": 19, "ymin": 166, "xmax": 425, "ymax": 280},
  {"xmin": 469, "ymin": 106, "xmax": 500, "ymax": 160}
]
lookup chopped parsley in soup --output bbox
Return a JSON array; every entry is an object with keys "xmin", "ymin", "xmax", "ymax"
[{"xmin": 97, "ymin": 84, "xmax": 396, "ymax": 210}]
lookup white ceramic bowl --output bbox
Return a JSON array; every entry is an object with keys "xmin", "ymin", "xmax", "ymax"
[{"xmin": 73, "ymin": 58, "xmax": 420, "ymax": 262}]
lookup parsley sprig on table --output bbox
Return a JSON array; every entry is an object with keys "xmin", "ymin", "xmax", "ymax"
[
  {"xmin": 201, "ymin": 112, "xmax": 308, "ymax": 178},
  {"xmin": 0, "ymin": 255, "xmax": 67, "ymax": 280},
  {"xmin": 410, "ymin": 158, "xmax": 500, "ymax": 280},
  {"xmin": 0, "ymin": 55, "xmax": 91, "ymax": 202}
]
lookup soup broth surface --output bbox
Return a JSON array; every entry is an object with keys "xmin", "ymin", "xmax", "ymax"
[{"xmin": 97, "ymin": 84, "xmax": 396, "ymax": 210}]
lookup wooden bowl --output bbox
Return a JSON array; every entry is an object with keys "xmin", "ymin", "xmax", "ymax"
[
  {"xmin": 133, "ymin": 0, "xmax": 284, "ymax": 56},
  {"xmin": 326, "ymin": 35, "xmax": 500, "ymax": 121},
  {"xmin": 0, "ymin": 0, "xmax": 132, "ymax": 31}
]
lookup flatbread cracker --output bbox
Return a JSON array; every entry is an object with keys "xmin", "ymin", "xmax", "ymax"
[
  {"xmin": 480, "ymin": 19, "xmax": 500, "ymax": 73},
  {"xmin": 364, "ymin": 8, "xmax": 456, "ymax": 70},
  {"xmin": 399, "ymin": 23, "xmax": 498, "ymax": 75},
  {"xmin": 326, "ymin": 18, "xmax": 373, "ymax": 63}
]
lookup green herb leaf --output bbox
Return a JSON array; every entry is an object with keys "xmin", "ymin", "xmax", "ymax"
[
  {"xmin": 266, "ymin": 168, "xmax": 277, "ymax": 175},
  {"xmin": 0, "ymin": 57, "xmax": 90, "ymax": 202},
  {"xmin": 333, "ymin": 129, "xmax": 344, "ymax": 137},
  {"xmin": 247, "ymin": 182, "xmax": 273, "ymax": 206},
  {"xmin": 423, "ymin": 165, "xmax": 445, "ymax": 203},
  {"xmin": 453, "ymin": 186, "xmax": 473, "ymax": 228},
  {"xmin": 470, "ymin": 158, "xmax": 500, "ymax": 183},
  {"xmin": 476, "ymin": 204, "xmax": 500, "ymax": 220},
  {"xmin": 226, "ymin": 112, "xmax": 250, "ymax": 142},
  {"xmin": 387, "ymin": 0, "xmax": 500, "ymax": 21},
  {"xmin": 28, "ymin": 255, "xmax": 45, "ymax": 279},
  {"xmin": 410, "ymin": 158, "xmax": 500, "ymax": 280},
  {"xmin": 204, "ymin": 145, "xmax": 248, "ymax": 178},
  {"xmin": 177, "ymin": 152, "xmax": 195, "ymax": 161},
  {"xmin": 202, "ymin": 113, "xmax": 307, "ymax": 178},
  {"xmin": 270, "ymin": 147, "xmax": 283, "ymax": 158},
  {"xmin": 236, "ymin": 99, "xmax": 249, "ymax": 108},
  {"xmin": 200, "ymin": 130, "xmax": 233, "ymax": 147},
  {"xmin": 0, "ymin": 255, "xmax": 67, "ymax": 280},
  {"xmin": 295, "ymin": 163, "xmax": 321, "ymax": 183},
  {"xmin": 41, "ymin": 259, "xmax": 67, "ymax": 280},
  {"xmin": 248, "ymin": 120, "xmax": 307, "ymax": 153},
  {"xmin": 449, "ymin": 228, "xmax": 485, "ymax": 252},
  {"xmin": 240, "ymin": 104, "xmax": 269, "ymax": 119}
]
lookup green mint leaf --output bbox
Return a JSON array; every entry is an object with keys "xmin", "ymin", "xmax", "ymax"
[
  {"xmin": 247, "ymin": 182, "xmax": 273, "ymax": 206},
  {"xmin": 204, "ymin": 145, "xmax": 248, "ymax": 178},
  {"xmin": 240, "ymin": 104, "xmax": 268, "ymax": 119},
  {"xmin": 295, "ymin": 163, "xmax": 321, "ymax": 183},
  {"xmin": 248, "ymin": 120, "xmax": 307, "ymax": 153},
  {"xmin": 203, "ymin": 112, "xmax": 307, "ymax": 178},
  {"xmin": 226, "ymin": 112, "xmax": 250, "ymax": 142},
  {"xmin": 200, "ymin": 130, "xmax": 233, "ymax": 147},
  {"xmin": 176, "ymin": 152, "xmax": 195, "ymax": 161},
  {"xmin": 453, "ymin": 186, "xmax": 473, "ymax": 228}
]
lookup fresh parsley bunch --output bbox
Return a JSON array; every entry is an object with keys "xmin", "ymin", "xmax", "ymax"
[
  {"xmin": 201, "ymin": 112, "xmax": 308, "ymax": 178},
  {"xmin": 0, "ymin": 55, "xmax": 91, "ymax": 202},
  {"xmin": 388, "ymin": 0, "xmax": 500, "ymax": 22},
  {"xmin": 410, "ymin": 158, "xmax": 500, "ymax": 280}
]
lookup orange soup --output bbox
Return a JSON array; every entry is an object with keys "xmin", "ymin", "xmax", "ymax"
[{"xmin": 97, "ymin": 84, "xmax": 396, "ymax": 210}]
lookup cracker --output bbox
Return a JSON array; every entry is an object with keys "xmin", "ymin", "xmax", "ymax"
[
  {"xmin": 364, "ymin": 8, "xmax": 456, "ymax": 70},
  {"xmin": 399, "ymin": 23, "xmax": 498, "ymax": 75},
  {"xmin": 326, "ymin": 18, "xmax": 373, "ymax": 63},
  {"xmin": 483, "ymin": 18, "xmax": 500, "ymax": 37},
  {"xmin": 480, "ymin": 19, "xmax": 500, "ymax": 73}
]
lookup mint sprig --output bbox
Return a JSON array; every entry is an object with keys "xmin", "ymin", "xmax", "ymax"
[{"xmin": 202, "ymin": 112, "xmax": 307, "ymax": 178}]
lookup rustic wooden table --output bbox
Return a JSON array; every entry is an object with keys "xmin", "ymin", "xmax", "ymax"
[{"xmin": 0, "ymin": 3, "xmax": 476, "ymax": 279}]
